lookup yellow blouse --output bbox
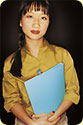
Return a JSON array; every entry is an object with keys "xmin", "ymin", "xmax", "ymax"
[{"xmin": 2, "ymin": 39, "xmax": 80, "ymax": 115}]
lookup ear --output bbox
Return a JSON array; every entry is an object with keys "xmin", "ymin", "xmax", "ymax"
[{"xmin": 19, "ymin": 20, "xmax": 22, "ymax": 27}]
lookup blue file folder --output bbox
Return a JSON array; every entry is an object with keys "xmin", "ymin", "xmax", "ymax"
[{"xmin": 24, "ymin": 63, "xmax": 65, "ymax": 114}]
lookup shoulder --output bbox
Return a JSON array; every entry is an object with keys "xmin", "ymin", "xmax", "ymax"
[
  {"xmin": 3, "ymin": 52, "xmax": 15, "ymax": 73},
  {"xmin": 49, "ymin": 43, "xmax": 69, "ymax": 55},
  {"xmin": 49, "ymin": 43, "xmax": 74, "ymax": 63}
]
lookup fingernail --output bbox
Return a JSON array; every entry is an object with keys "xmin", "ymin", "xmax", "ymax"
[
  {"xmin": 52, "ymin": 111, "xmax": 55, "ymax": 113},
  {"xmin": 30, "ymin": 114, "xmax": 33, "ymax": 117},
  {"xmin": 32, "ymin": 115, "xmax": 35, "ymax": 117}
]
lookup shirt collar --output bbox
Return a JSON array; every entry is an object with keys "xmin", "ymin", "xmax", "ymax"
[{"xmin": 21, "ymin": 38, "xmax": 50, "ymax": 56}]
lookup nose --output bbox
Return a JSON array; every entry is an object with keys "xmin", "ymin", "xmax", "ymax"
[{"xmin": 33, "ymin": 17, "xmax": 40, "ymax": 28}]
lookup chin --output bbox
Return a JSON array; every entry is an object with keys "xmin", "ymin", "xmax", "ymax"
[
  {"xmin": 31, "ymin": 38, "xmax": 42, "ymax": 40},
  {"xmin": 30, "ymin": 36, "xmax": 43, "ymax": 40}
]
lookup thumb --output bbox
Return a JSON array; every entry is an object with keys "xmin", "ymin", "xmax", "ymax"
[{"xmin": 47, "ymin": 111, "xmax": 55, "ymax": 119}]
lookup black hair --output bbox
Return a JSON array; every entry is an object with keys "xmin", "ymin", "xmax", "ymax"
[
  {"xmin": 10, "ymin": 48, "xmax": 22, "ymax": 77},
  {"xmin": 10, "ymin": 0, "xmax": 50, "ymax": 77}
]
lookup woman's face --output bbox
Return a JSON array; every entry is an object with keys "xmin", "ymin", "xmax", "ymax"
[{"xmin": 20, "ymin": 9, "xmax": 49, "ymax": 40}]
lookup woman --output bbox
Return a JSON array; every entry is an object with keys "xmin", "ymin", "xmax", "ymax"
[{"xmin": 3, "ymin": 0, "xmax": 80, "ymax": 125}]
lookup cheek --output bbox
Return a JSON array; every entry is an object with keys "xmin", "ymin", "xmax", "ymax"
[
  {"xmin": 41, "ymin": 20, "xmax": 49, "ymax": 30},
  {"xmin": 41, "ymin": 23, "xmax": 49, "ymax": 31},
  {"xmin": 22, "ymin": 20, "xmax": 32, "ymax": 29}
]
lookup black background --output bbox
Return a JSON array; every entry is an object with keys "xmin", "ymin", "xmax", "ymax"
[{"xmin": 0, "ymin": 0, "xmax": 82, "ymax": 124}]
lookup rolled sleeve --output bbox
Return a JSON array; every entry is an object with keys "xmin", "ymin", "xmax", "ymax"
[
  {"xmin": 3, "ymin": 72, "xmax": 22, "ymax": 112},
  {"xmin": 63, "ymin": 50, "xmax": 80, "ymax": 104}
]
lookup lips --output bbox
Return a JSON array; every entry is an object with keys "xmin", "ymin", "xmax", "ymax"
[{"xmin": 31, "ymin": 30, "xmax": 40, "ymax": 34}]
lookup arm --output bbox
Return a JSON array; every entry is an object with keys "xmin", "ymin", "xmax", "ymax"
[
  {"xmin": 32, "ymin": 100, "xmax": 72, "ymax": 122},
  {"xmin": 33, "ymin": 50, "xmax": 80, "ymax": 122},
  {"xmin": 11, "ymin": 103, "xmax": 32, "ymax": 125},
  {"xmin": 11, "ymin": 103, "xmax": 61, "ymax": 125},
  {"xmin": 48, "ymin": 50, "xmax": 80, "ymax": 121},
  {"xmin": 48, "ymin": 100, "xmax": 73, "ymax": 121},
  {"xmin": 3, "ymin": 72, "xmax": 60, "ymax": 125},
  {"xmin": 3, "ymin": 69, "xmax": 32, "ymax": 124}
]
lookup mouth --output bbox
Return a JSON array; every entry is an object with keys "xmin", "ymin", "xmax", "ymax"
[{"xmin": 31, "ymin": 30, "xmax": 40, "ymax": 34}]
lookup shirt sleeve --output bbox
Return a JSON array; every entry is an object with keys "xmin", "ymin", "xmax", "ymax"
[
  {"xmin": 63, "ymin": 50, "xmax": 80, "ymax": 104},
  {"xmin": 2, "ymin": 59, "xmax": 22, "ymax": 112}
]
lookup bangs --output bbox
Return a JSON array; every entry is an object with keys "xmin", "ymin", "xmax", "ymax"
[{"xmin": 23, "ymin": 1, "xmax": 49, "ymax": 15}]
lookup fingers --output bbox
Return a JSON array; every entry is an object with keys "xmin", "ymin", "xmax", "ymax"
[
  {"xmin": 30, "ymin": 114, "xmax": 37, "ymax": 121},
  {"xmin": 51, "ymin": 116, "xmax": 60, "ymax": 125},
  {"xmin": 32, "ymin": 113, "xmax": 48, "ymax": 118},
  {"xmin": 48, "ymin": 115, "xmax": 55, "ymax": 121},
  {"xmin": 32, "ymin": 111, "xmax": 55, "ymax": 120},
  {"xmin": 33, "ymin": 111, "xmax": 55, "ymax": 119},
  {"xmin": 47, "ymin": 111, "xmax": 55, "ymax": 119},
  {"xmin": 29, "ymin": 114, "xmax": 34, "ymax": 120}
]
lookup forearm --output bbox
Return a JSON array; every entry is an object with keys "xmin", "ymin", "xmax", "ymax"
[
  {"xmin": 54, "ymin": 100, "xmax": 73, "ymax": 118},
  {"xmin": 11, "ymin": 103, "xmax": 32, "ymax": 125},
  {"xmin": 48, "ymin": 100, "xmax": 73, "ymax": 121}
]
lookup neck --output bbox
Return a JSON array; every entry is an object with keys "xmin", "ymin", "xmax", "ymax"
[{"xmin": 25, "ymin": 37, "xmax": 44, "ymax": 58}]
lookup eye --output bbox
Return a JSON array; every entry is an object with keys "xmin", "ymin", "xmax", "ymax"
[
  {"xmin": 26, "ymin": 15, "xmax": 33, "ymax": 18},
  {"xmin": 41, "ymin": 17, "xmax": 47, "ymax": 20}
]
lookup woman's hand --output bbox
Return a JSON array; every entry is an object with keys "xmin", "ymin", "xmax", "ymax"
[
  {"xmin": 30, "ymin": 114, "xmax": 60, "ymax": 125},
  {"xmin": 30, "ymin": 112, "xmax": 60, "ymax": 125},
  {"xmin": 31, "ymin": 112, "xmax": 54, "ymax": 120},
  {"xmin": 32, "ymin": 113, "xmax": 50, "ymax": 119},
  {"xmin": 48, "ymin": 100, "xmax": 73, "ymax": 122},
  {"xmin": 47, "ymin": 111, "xmax": 58, "ymax": 122}
]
